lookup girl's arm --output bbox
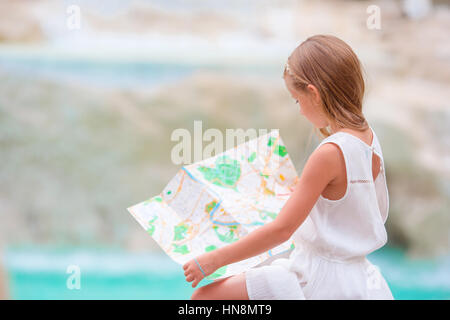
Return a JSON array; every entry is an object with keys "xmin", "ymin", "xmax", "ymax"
[{"xmin": 213, "ymin": 142, "xmax": 341, "ymax": 269}]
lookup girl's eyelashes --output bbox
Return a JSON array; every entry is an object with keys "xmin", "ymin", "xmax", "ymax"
[{"xmin": 295, "ymin": 100, "xmax": 299, "ymax": 104}]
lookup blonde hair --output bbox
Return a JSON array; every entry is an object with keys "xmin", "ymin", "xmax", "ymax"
[{"xmin": 283, "ymin": 34, "xmax": 368, "ymax": 139}]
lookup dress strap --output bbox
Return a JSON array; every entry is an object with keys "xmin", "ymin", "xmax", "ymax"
[
  {"xmin": 370, "ymin": 128, "xmax": 384, "ymax": 160},
  {"xmin": 314, "ymin": 129, "xmax": 381, "ymax": 184}
]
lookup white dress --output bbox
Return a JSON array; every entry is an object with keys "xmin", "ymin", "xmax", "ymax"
[{"xmin": 245, "ymin": 126, "xmax": 394, "ymax": 300}]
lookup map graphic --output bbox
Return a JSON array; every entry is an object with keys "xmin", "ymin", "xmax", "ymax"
[{"xmin": 127, "ymin": 130, "xmax": 299, "ymax": 280}]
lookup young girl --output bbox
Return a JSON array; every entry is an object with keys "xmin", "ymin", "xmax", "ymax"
[{"xmin": 183, "ymin": 34, "xmax": 393, "ymax": 300}]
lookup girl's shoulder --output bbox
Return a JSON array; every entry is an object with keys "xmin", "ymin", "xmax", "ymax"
[{"xmin": 304, "ymin": 140, "xmax": 344, "ymax": 183}]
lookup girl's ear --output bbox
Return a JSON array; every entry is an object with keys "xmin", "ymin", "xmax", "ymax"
[{"xmin": 306, "ymin": 84, "xmax": 321, "ymax": 104}]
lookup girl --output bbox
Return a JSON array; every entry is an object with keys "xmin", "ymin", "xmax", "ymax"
[{"xmin": 183, "ymin": 34, "xmax": 393, "ymax": 300}]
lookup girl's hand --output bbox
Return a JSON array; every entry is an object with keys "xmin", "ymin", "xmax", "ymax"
[{"xmin": 182, "ymin": 251, "xmax": 219, "ymax": 288}]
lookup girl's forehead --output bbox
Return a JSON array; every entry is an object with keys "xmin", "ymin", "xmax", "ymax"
[{"xmin": 284, "ymin": 76, "xmax": 299, "ymax": 95}]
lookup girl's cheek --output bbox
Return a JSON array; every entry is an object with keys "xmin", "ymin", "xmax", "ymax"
[{"xmin": 298, "ymin": 102, "xmax": 304, "ymax": 113}]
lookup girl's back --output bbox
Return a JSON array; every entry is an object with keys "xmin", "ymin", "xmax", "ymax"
[{"xmin": 294, "ymin": 125, "xmax": 389, "ymax": 260}]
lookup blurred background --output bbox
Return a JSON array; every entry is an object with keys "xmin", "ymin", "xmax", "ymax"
[{"xmin": 0, "ymin": 0, "xmax": 449, "ymax": 299}]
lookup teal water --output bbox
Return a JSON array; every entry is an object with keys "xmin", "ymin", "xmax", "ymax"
[
  {"xmin": 3, "ymin": 246, "xmax": 450, "ymax": 300},
  {"xmin": 0, "ymin": 55, "xmax": 280, "ymax": 89},
  {"xmin": 4, "ymin": 247, "xmax": 196, "ymax": 300}
]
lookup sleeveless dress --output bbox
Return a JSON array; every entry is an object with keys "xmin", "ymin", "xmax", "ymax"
[{"xmin": 245, "ymin": 125, "xmax": 394, "ymax": 300}]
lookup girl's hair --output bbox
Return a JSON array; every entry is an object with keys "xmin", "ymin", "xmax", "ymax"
[{"xmin": 283, "ymin": 34, "xmax": 368, "ymax": 139}]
